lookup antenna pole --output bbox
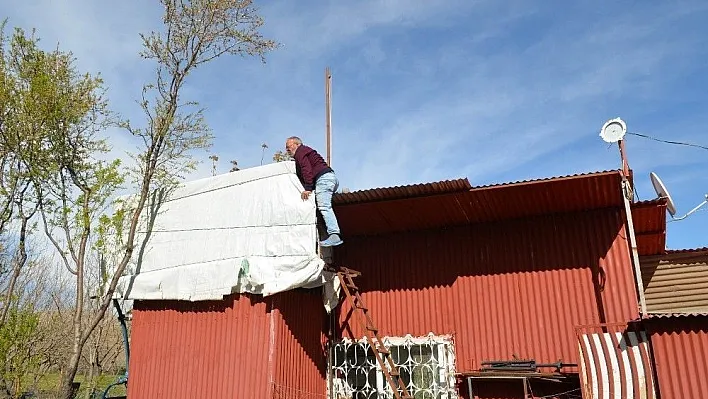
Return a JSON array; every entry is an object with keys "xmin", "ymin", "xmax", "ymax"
[
  {"xmin": 617, "ymin": 140, "xmax": 630, "ymax": 181},
  {"xmin": 325, "ymin": 67, "xmax": 332, "ymax": 166},
  {"xmin": 616, "ymin": 138, "xmax": 648, "ymax": 315}
]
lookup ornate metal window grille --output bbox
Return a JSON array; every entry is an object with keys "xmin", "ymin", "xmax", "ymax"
[{"xmin": 330, "ymin": 335, "xmax": 457, "ymax": 399}]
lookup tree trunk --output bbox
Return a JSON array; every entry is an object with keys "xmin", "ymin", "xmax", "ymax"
[
  {"xmin": 59, "ymin": 348, "xmax": 81, "ymax": 399},
  {"xmin": 59, "ymin": 299, "xmax": 84, "ymax": 399}
]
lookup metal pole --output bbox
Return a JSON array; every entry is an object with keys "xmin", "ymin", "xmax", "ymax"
[
  {"xmin": 325, "ymin": 67, "xmax": 332, "ymax": 166},
  {"xmin": 618, "ymin": 140, "xmax": 631, "ymax": 182}
]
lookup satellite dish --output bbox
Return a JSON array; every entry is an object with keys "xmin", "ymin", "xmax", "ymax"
[
  {"xmin": 650, "ymin": 172, "xmax": 677, "ymax": 216},
  {"xmin": 600, "ymin": 117, "xmax": 627, "ymax": 143}
]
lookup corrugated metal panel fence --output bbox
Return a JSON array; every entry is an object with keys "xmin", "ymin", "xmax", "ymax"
[
  {"xmin": 644, "ymin": 315, "xmax": 708, "ymax": 399},
  {"xmin": 575, "ymin": 323, "xmax": 657, "ymax": 399}
]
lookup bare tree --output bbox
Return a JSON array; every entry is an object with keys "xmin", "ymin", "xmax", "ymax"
[
  {"xmin": 209, "ymin": 154, "xmax": 219, "ymax": 176},
  {"xmin": 55, "ymin": 1, "xmax": 277, "ymax": 397},
  {"xmin": 273, "ymin": 150, "xmax": 292, "ymax": 162}
]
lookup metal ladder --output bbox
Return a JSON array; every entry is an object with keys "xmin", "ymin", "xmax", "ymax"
[{"xmin": 335, "ymin": 266, "xmax": 413, "ymax": 399}]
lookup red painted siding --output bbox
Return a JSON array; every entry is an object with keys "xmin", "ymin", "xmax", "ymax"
[
  {"xmin": 631, "ymin": 199, "xmax": 667, "ymax": 256},
  {"xmin": 270, "ymin": 290, "xmax": 328, "ymax": 398},
  {"xmin": 645, "ymin": 315, "xmax": 708, "ymax": 399},
  {"xmin": 334, "ymin": 171, "xmax": 626, "ymax": 237},
  {"xmin": 334, "ymin": 208, "xmax": 640, "ymax": 374},
  {"xmin": 127, "ymin": 290, "xmax": 326, "ymax": 399},
  {"xmin": 461, "ymin": 379, "xmax": 581, "ymax": 399}
]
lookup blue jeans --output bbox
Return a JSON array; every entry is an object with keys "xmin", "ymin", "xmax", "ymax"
[{"xmin": 315, "ymin": 172, "xmax": 340, "ymax": 236}]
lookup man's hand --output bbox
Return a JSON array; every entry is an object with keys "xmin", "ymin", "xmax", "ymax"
[{"xmin": 301, "ymin": 191, "xmax": 311, "ymax": 200}]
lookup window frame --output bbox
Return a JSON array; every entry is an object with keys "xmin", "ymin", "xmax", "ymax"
[{"xmin": 328, "ymin": 333, "xmax": 457, "ymax": 399}]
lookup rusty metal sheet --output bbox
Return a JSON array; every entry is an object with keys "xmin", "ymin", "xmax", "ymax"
[
  {"xmin": 575, "ymin": 322, "xmax": 657, "ymax": 399},
  {"xmin": 644, "ymin": 315, "xmax": 708, "ymax": 399},
  {"xmin": 127, "ymin": 290, "xmax": 326, "ymax": 399},
  {"xmin": 333, "ymin": 208, "xmax": 640, "ymax": 375},
  {"xmin": 335, "ymin": 171, "xmax": 626, "ymax": 237}
]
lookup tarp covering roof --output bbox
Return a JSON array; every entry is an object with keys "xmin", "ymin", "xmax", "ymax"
[{"xmin": 116, "ymin": 161, "xmax": 332, "ymax": 303}]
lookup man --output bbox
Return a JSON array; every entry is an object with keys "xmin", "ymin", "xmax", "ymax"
[{"xmin": 285, "ymin": 136, "xmax": 343, "ymax": 247}]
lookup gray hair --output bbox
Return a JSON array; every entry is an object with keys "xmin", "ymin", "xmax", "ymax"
[{"xmin": 287, "ymin": 136, "xmax": 302, "ymax": 145}]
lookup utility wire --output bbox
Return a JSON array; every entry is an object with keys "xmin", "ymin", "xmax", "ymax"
[
  {"xmin": 627, "ymin": 131, "xmax": 708, "ymax": 151},
  {"xmin": 535, "ymin": 387, "xmax": 582, "ymax": 398}
]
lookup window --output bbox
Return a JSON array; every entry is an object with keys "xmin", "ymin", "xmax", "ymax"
[{"xmin": 331, "ymin": 334, "xmax": 457, "ymax": 399}]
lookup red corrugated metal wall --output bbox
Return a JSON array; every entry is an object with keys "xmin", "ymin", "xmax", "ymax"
[
  {"xmin": 645, "ymin": 315, "xmax": 708, "ymax": 399},
  {"xmin": 271, "ymin": 289, "xmax": 328, "ymax": 399},
  {"xmin": 459, "ymin": 379, "xmax": 581, "ymax": 399},
  {"xmin": 334, "ymin": 208, "xmax": 640, "ymax": 375},
  {"xmin": 128, "ymin": 290, "xmax": 327, "ymax": 399}
]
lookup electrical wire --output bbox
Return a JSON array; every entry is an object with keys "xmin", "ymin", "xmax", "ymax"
[
  {"xmin": 627, "ymin": 131, "xmax": 708, "ymax": 151},
  {"xmin": 534, "ymin": 387, "xmax": 582, "ymax": 398}
]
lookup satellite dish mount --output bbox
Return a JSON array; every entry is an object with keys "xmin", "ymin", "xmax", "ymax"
[{"xmin": 650, "ymin": 171, "xmax": 707, "ymax": 221}]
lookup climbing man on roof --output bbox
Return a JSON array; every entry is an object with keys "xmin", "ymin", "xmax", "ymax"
[{"xmin": 285, "ymin": 136, "xmax": 343, "ymax": 247}]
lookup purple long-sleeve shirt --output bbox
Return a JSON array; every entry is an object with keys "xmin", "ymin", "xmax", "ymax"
[{"xmin": 293, "ymin": 145, "xmax": 333, "ymax": 191}]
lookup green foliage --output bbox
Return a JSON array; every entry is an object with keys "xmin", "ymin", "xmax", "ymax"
[
  {"xmin": 0, "ymin": 23, "xmax": 120, "ymax": 244},
  {"xmin": 0, "ymin": 305, "xmax": 41, "ymax": 397},
  {"xmin": 2, "ymin": 2, "xmax": 279, "ymax": 396}
]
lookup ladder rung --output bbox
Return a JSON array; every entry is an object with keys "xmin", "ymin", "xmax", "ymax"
[
  {"xmin": 338, "ymin": 266, "xmax": 412, "ymax": 399},
  {"xmin": 339, "ymin": 267, "xmax": 361, "ymax": 276}
]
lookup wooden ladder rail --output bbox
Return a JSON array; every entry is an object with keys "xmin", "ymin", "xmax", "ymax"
[{"xmin": 335, "ymin": 266, "xmax": 413, "ymax": 399}]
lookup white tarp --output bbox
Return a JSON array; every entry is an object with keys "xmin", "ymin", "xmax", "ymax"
[{"xmin": 115, "ymin": 161, "xmax": 339, "ymax": 310}]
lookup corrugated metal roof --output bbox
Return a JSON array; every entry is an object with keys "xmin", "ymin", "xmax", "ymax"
[
  {"xmin": 644, "ymin": 315, "xmax": 708, "ymax": 399},
  {"xmin": 666, "ymin": 247, "xmax": 708, "ymax": 254},
  {"xmin": 644, "ymin": 312, "xmax": 708, "ymax": 318},
  {"xmin": 335, "ymin": 170, "xmax": 627, "ymax": 237},
  {"xmin": 640, "ymin": 250, "xmax": 708, "ymax": 314},
  {"xmin": 127, "ymin": 291, "xmax": 326, "ymax": 399},
  {"xmin": 334, "ymin": 208, "xmax": 640, "ymax": 374},
  {"xmin": 333, "ymin": 178, "xmax": 472, "ymax": 205},
  {"xmin": 631, "ymin": 199, "xmax": 667, "ymax": 256}
]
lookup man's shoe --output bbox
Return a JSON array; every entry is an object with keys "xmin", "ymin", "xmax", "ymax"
[{"xmin": 320, "ymin": 234, "xmax": 343, "ymax": 247}]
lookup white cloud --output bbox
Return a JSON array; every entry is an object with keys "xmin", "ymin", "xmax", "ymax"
[{"xmin": 3, "ymin": 0, "xmax": 707, "ymax": 247}]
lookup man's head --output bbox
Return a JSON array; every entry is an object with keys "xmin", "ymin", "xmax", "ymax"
[{"xmin": 285, "ymin": 136, "xmax": 302, "ymax": 156}]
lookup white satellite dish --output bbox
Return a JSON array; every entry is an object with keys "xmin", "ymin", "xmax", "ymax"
[
  {"xmin": 600, "ymin": 117, "xmax": 627, "ymax": 143},
  {"xmin": 650, "ymin": 172, "xmax": 677, "ymax": 216}
]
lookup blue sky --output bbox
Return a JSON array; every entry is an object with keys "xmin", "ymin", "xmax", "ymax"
[{"xmin": 2, "ymin": 1, "xmax": 707, "ymax": 249}]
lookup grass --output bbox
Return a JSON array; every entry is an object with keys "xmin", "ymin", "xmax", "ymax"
[{"xmin": 19, "ymin": 373, "xmax": 126, "ymax": 398}]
